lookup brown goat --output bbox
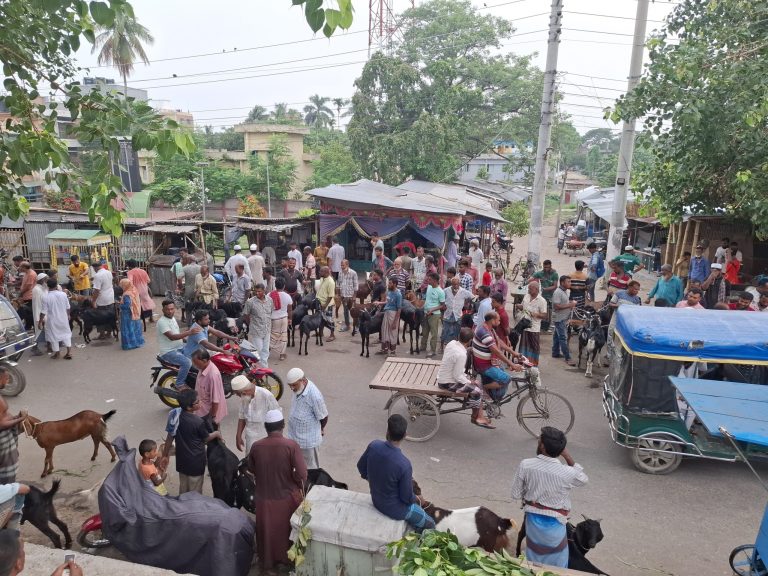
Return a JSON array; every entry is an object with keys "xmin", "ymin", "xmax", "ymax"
[{"xmin": 22, "ymin": 410, "xmax": 117, "ymax": 477}]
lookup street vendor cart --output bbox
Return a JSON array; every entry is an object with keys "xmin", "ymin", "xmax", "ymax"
[{"xmin": 46, "ymin": 229, "xmax": 113, "ymax": 280}]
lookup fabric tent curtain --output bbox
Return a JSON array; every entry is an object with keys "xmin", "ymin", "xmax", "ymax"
[
  {"xmin": 224, "ymin": 226, "xmax": 244, "ymax": 245},
  {"xmin": 319, "ymin": 214, "xmax": 351, "ymax": 240},
  {"xmin": 351, "ymin": 216, "xmax": 410, "ymax": 240},
  {"xmin": 409, "ymin": 223, "xmax": 446, "ymax": 250}
]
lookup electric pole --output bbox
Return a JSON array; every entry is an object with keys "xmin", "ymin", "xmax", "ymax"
[
  {"xmin": 527, "ymin": 0, "xmax": 563, "ymax": 266},
  {"xmin": 605, "ymin": 0, "xmax": 650, "ymax": 265}
]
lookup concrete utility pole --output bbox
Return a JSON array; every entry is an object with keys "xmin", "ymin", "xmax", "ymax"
[
  {"xmin": 527, "ymin": 0, "xmax": 563, "ymax": 266},
  {"xmin": 605, "ymin": 0, "xmax": 650, "ymax": 265}
]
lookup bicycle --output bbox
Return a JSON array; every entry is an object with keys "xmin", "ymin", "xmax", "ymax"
[{"xmin": 510, "ymin": 255, "xmax": 539, "ymax": 282}]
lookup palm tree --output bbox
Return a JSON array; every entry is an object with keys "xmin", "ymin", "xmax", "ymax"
[
  {"xmin": 92, "ymin": 12, "xmax": 154, "ymax": 97},
  {"xmin": 331, "ymin": 97, "xmax": 349, "ymax": 130},
  {"xmin": 245, "ymin": 105, "xmax": 269, "ymax": 123},
  {"xmin": 271, "ymin": 102, "xmax": 289, "ymax": 122},
  {"xmin": 303, "ymin": 95, "xmax": 334, "ymax": 128}
]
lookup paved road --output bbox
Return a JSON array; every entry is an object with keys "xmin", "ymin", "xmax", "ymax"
[{"xmin": 11, "ymin": 231, "xmax": 764, "ymax": 576}]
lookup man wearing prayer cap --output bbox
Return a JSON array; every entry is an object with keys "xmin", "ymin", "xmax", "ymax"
[
  {"xmin": 247, "ymin": 404, "xmax": 307, "ymax": 572},
  {"xmin": 224, "ymin": 244, "xmax": 251, "ymax": 283},
  {"xmin": 285, "ymin": 367, "xmax": 328, "ymax": 469},
  {"xmin": 231, "ymin": 375, "xmax": 280, "ymax": 453}
]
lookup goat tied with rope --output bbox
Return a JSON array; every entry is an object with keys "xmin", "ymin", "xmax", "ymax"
[{"xmin": 22, "ymin": 410, "xmax": 117, "ymax": 477}]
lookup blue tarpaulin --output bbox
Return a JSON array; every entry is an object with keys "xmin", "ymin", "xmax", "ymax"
[
  {"xmin": 671, "ymin": 377, "xmax": 768, "ymax": 447},
  {"xmin": 615, "ymin": 307, "xmax": 768, "ymax": 365}
]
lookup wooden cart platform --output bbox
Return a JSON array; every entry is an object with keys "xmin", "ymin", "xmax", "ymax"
[{"xmin": 369, "ymin": 357, "xmax": 465, "ymax": 397}]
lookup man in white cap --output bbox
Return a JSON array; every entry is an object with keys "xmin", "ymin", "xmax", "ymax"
[
  {"xmin": 39, "ymin": 277, "xmax": 72, "ymax": 360},
  {"xmin": 224, "ymin": 244, "xmax": 251, "ymax": 283},
  {"xmin": 701, "ymin": 262, "xmax": 730, "ymax": 308},
  {"xmin": 247, "ymin": 244, "xmax": 265, "ymax": 288},
  {"xmin": 247, "ymin": 407, "xmax": 307, "ymax": 572},
  {"xmin": 30, "ymin": 272, "xmax": 49, "ymax": 356},
  {"xmin": 231, "ymin": 375, "xmax": 280, "ymax": 453},
  {"xmin": 616, "ymin": 245, "xmax": 644, "ymax": 276},
  {"xmin": 285, "ymin": 367, "xmax": 328, "ymax": 469},
  {"xmin": 468, "ymin": 238, "xmax": 483, "ymax": 270}
]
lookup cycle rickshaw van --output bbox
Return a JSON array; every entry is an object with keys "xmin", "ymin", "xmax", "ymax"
[{"xmin": 601, "ymin": 306, "xmax": 768, "ymax": 474}]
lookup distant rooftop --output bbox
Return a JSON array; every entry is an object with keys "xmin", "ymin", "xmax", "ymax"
[{"xmin": 234, "ymin": 123, "xmax": 310, "ymax": 135}]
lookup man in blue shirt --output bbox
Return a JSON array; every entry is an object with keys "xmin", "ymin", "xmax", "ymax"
[
  {"xmin": 182, "ymin": 308, "xmax": 237, "ymax": 357},
  {"xmin": 688, "ymin": 244, "xmax": 711, "ymax": 284},
  {"xmin": 357, "ymin": 415, "xmax": 435, "ymax": 532}
]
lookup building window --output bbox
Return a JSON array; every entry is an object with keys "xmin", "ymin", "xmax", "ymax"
[{"xmin": 23, "ymin": 186, "xmax": 42, "ymax": 202}]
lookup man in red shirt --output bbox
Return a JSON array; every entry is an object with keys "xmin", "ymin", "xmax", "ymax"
[{"xmin": 728, "ymin": 291, "xmax": 756, "ymax": 311}]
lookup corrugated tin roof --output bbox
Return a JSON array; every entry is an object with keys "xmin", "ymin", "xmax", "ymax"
[
  {"xmin": 580, "ymin": 189, "xmax": 635, "ymax": 226},
  {"xmin": 46, "ymin": 229, "xmax": 110, "ymax": 241},
  {"xmin": 397, "ymin": 180, "xmax": 506, "ymax": 222},
  {"xmin": 138, "ymin": 224, "xmax": 198, "ymax": 234},
  {"xmin": 26, "ymin": 208, "xmax": 90, "ymax": 223},
  {"xmin": 307, "ymin": 179, "xmax": 465, "ymax": 216}
]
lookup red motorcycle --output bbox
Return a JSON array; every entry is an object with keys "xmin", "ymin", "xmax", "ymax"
[
  {"xmin": 77, "ymin": 514, "xmax": 110, "ymax": 550},
  {"xmin": 150, "ymin": 340, "xmax": 283, "ymax": 408}
]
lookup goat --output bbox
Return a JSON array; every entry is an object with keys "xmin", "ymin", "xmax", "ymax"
[
  {"xmin": 412, "ymin": 480, "xmax": 516, "ymax": 553},
  {"xmin": 577, "ymin": 312, "xmax": 607, "ymax": 378},
  {"xmin": 22, "ymin": 410, "xmax": 117, "ymax": 477},
  {"xmin": 288, "ymin": 302, "xmax": 310, "ymax": 348},
  {"xmin": 298, "ymin": 300, "xmax": 335, "ymax": 356},
  {"xmin": 401, "ymin": 292, "xmax": 424, "ymax": 355},
  {"xmin": 67, "ymin": 299, "xmax": 85, "ymax": 335},
  {"xmin": 207, "ymin": 437, "xmax": 240, "ymax": 507},
  {"xmin": 516, "ymin": 515, "xmax": 608, "ymax": 575},
  {"xmin": 17, "ymin": 302, "xmax": 33, "ymax": 331},
  {"xmin": 359, "ymin": 308, "xmax": 384, "ymax": 357},
  {"xmin": 80, "ymin": 300, "xmax": 118, "ymax": 344},
  {"xmin": 19, "ymin": 479, "xmax": 72, "ymax": 549},
  {"xmin": 349, "ymin": 302, "xmax": 377, "ymax": 336},
  {"xmin": 355, "ymin": 279, "xmax": 373, "ymax": 305}
]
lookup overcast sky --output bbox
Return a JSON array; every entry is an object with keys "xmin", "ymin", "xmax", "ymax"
[{"xmin": 73, "ymin": 0, "xmax": 677, "ymax": 135}]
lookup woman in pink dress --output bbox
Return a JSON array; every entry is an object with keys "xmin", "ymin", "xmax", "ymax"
[{"xmin": 126, "ymin": 259, "xmax": 155, "ymax": 322}]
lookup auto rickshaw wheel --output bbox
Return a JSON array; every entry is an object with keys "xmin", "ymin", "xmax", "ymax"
[
  {"xmin": 630, "ymin": 434, "xmax": 683, "ymax": 474},
  {"xmin": 729, "ymin": 544, "xmax": 767, "ymax": 576},
  {"xmin": 0, "ymin": 364, "xmax": 26, "ymax": 397}
]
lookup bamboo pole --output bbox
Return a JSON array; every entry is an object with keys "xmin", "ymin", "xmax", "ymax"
[
  {"xmin": 663, "ymin": 222, "xmax": 674, "ymax": 266},
  {"xmin": 690, "ymin": 220, "xmax": 701, "ymax": 256}
]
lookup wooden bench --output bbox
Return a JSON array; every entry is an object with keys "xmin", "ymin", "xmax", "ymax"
[{"xmin": 369, "ymin": 357, "xmax": 466, "ymax": 398}]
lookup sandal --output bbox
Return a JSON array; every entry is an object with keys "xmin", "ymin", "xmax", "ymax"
[
  {"xmin": 63, "ymin": 354, "xmax": 72, "ymax": 360},
  {"xmin": 50, "ymin": 352, "xmax": 60, "ymax": 359},
  {"xmin": 471, "ymin": 419, "xmax": 496, "ymax": 429},
  {"xmin": 279, "ymin": 354, "xmax": 287, "ymax": 361}
]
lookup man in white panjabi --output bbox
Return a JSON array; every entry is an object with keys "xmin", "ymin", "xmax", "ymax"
[
  {"xmin": 31, "ymin": 272, "xmax": 49, "ymax": 355},
  {"xmin": 231, "ymin": 375, "xmax": 280, "ymax": 453},
  {"xmin": 39, "ymin": 277, "xmax": 73, "ymax": 359}
]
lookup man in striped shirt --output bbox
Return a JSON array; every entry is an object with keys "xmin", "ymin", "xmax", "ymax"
[
  {"xmin": 472, "ymin": 311, "xmax": 524, "ymax": 401},
  {"xmin": 337, "ymin": 259, "xmax": 359, "ymax": 333},
  {"xmin": 512, "ymin": 427, "xmax": 588, "ymax": 568}
]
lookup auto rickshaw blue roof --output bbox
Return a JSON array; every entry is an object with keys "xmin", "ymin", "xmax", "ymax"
[
  {"xmin": 614, "ymin": 307, "xmax": 768, "ymax": 364},
  {"xmin": 671, "ymin": 377, "xmax": 768, "ymax": 447}
]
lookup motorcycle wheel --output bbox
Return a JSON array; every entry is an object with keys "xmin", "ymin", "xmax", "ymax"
[
  {"xmin": 77, "ymin": 528, "xmax": 111, "ymax": 550},
  {"xmin": 491, "ymin": 241, "xmax": 500, "ymax": 252},
  {"xmin": 156, "ymin": 371, "xmax": 181, "ymax": 408},
  {"xmin": 0, "ymin": 364, "xmax": 26, "ymax": 397},
  {"xmin": 256, "ymin": 373, "xmax": 284, "ymax": 401}
]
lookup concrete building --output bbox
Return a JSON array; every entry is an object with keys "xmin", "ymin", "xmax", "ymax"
[
  {"xmin": 457, "ymin": 141, "xmax": 532, "ymax": 183},
  {"xmin": 77, "ymin": 76, "xmax": 149, "ymax": 101},
  {"xmin": 234, "ymin": 123, "xmax": 318, "ymax": 197},
  {"xmin": 157, "ymin": 108, "xmax": 195, "ymax": 130}
]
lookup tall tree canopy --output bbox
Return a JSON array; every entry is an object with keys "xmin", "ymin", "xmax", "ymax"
[
  {"xmin": 92, "ymin": 8, "xmax": 154, "ymax": 93},
  {"xmin": 0, "ymin": 0, "xmax": 193, "ymax": 234},
  {"xmin": 613, "ymin": 0, "xmax": 768, "ymax": 236},
  {"xmin": 303, "ymin": 95, "xmax": 334, "ymax": 129},
  {"xmin": 347, "ymin": 0, "xmax": 546, "ymax": 185}
]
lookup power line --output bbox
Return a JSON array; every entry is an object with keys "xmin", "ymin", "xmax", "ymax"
[{"xmin": 563, "ymin": 11, "xmax": 666, "ymax": 23}]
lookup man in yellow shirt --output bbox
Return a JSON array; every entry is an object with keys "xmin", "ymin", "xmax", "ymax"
[
  {"xmin": 314, "ymin": 241, "xmax": 329, "ymax": 269},
  {"xmin": 315, "ymin": 266, "xmax": 336, "ymax": 342},
  {"xmin": 68, "ymin": 254, "xmax": 91, "ymax": 294}
]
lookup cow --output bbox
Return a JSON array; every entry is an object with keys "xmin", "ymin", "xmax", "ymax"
[
  {"xmin": 412, "ymin": 480, "xmax": 516, "ymax": 553},
  {"xmin": 19, "ymin": 479, "xmax": 72, "ymax": 549},
  {"xmin": 516, "ymin": 515, "xmax": 608, "ymax": 575}
]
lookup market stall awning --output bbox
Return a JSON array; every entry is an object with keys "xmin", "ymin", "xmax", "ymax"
[
  {"xmin": 397, "ymin": 180, "xmax": 506, "ymax": 222},
  {"xmin": 138, "ymin": 225, "xmax": 198, "ymax": 234},
  {"xmin": 46, "ymin": 229, "xmax": 112, "ymax": 246},
  {"xmin": 235, "ymin": 222, "xmax": 306, "ymax": 233}
]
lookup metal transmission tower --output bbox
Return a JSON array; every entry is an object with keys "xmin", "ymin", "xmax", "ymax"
[{"xmin": 368, "ymin": 0, "xmax": 414, "ymax": 57}]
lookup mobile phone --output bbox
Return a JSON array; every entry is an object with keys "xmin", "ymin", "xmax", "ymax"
[{"xmin": 63, "ymin": 554, "xmax": 74, "ymax": 576}]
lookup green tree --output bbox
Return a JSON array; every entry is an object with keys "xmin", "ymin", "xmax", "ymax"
[
  {"xmin": 149, "ymin": 178, "xmax": 195, "ymax": 207},
  {"xmin": 0, "ymin": 0, "xmax": 193, "ymax": 234},
  {"xmin": 501, "ymin": 202, "xmax": 530, "ymax": 237},
  {"xmin": 347, "ymin": 0, "xmax": 543, "ymax": 185},
  {"xmin": 247, "ymin": 136, "xmax": 298, "ymax": 200},
  {"xmin": 552, "ymin": 120, "xmax": 583, "ymax": 169},
  {"xmin": 306, "ymin": 139, "xmax": 360, "ymax": 189},
  {"xmin": 198, "ymin": 127, "xmax": 244, "ymax": 151},
  {"xmin": 92, "ymin": 6, "xmax": 154, "ymax": 95},
  {"xmin": 581, "ymin": 128, "xmax": 620, "ymax": 152},
  {"xmin": 331, "ymin": 97, "xmax": 348, "ymax": 129},
  {"xmin": 245, "ymin": 105, "xmax": 269, "ymax": 123},
  {"xmin": 271, "ymin": 102, "xmax": 303, "ymax": 125},
  {"xmin": 612, "ymin": 0, "xmax": 768, "ymax": 235},
  {"xmin": 303, "ymin": 95, "xmax": 334, "ymax": 129}
]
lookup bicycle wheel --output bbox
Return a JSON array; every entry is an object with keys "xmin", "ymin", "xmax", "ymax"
[
  {"xmin": 516, "ymin": 389, "xmax": 574, "ymax": 437},
  {"xmin": 256, "ymin": 373, "xmax": 284, "ymax": 401},
  {"xmin": 510, "ymin": 263, "xmax": 521, "ymax": 282},
  {"xmin": 729, "ymin": 544, "xmax": 767, "ymax": 576},
  {"xmin": 387, "ymin": 393, "xmax": 440, "ymax": 442}
]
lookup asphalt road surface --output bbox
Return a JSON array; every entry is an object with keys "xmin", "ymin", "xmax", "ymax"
[{"xmin": 11, "ymin": 241, "xmax": 764, "ymax": 576}]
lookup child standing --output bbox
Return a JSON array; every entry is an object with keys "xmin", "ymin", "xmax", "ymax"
[
  {"xmin": 482, "ymin": 262, "xmax": 493, "ymax": 287},
  {"xmin": 138, "ymin": 439, "xmax": 168, "ymax": 496}
]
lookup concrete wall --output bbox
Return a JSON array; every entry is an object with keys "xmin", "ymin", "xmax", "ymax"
[{"xmin": 25, "ymin": 543, "xmax": 189, "ymax": 576}]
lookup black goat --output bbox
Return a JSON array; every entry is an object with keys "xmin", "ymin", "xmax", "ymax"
[
  {"xmin": 17, "ymin": 302, "xmax": 33, "ymax": 331},
  {"xmin": 68, "ymin": 299, "xmax": 84, "ymax": 335},
  {"xmin": 80, "ymin": 301, "xmax": 118, "ymax": 344},
  {"xmin": 298, "ymin": 301, "xmax": 335, "ymax": 356},
  {"xmin": 19, "ymin": 479, "xmax": 72, "ymax": 549},
  {"xmin": 305, "ymin": 468, "xmax": 348, "ymax": 492},
  {"xmin": 577, "ymin": 311, "xmax": 607, "ymax": 378},
  {"xmin": 207, "ymin": 438, "xmax": 240, "ymax": 507},
  {"xmin": 516, "ymin": 515, "xmax": 607, "ymax": 575},
  {"xmin": 359, "ymin": 308, "xmax": 384, "ymax": 358},
  {"xmin": 399, "ymin": 300, "xmax": 423, "ymax": 355},
  {"xmin": 288, "ymin": 302, "xmax": 310, "ymax": 348}
]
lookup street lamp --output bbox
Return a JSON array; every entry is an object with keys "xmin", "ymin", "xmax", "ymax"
[{"xmin": 195, "ymin": 161, "xmax": 210, "ymax": 221}]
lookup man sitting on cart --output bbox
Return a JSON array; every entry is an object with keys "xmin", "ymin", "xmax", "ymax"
[
  {"xmin": 437, "ymin": 327, "xmax": 495, "ymax": 429},
  {"xmin": 472, "ymin": 311, "xmax": 525, "ymax": 401}
]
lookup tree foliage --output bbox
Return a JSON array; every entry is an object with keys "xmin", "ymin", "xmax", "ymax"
[
  {"xmin": 245, "ymin": 105, "xmax": 269, "ymax": 123},
  {"xmin": 0, "ymin": 0, "xmax": 194, "ymax": 234},
  {"xmin": 303, "ymin": 94, "xmax": 334, "ymax": 128},
  {"xmin": 248, "ymin": 136, "xmax": 298, "ymax": 199},
  {"xmin": 501, "ymin": 202, "xmax": 530, "ymax": 237},
  {"xmin": 612, "ymin": 0, "xmax": 768, "ymax": 236},
  {"xmin": 92, "ymin": 7, "xmax": 154, "ymax": 87},
  {"xmin": 198, "ymin": 126, "xmax": 244, "ymax": 151},
  {"xmin": 306, "ymin": 137, "xmax": 360, "ymax": 190},
  {"xmin": 347, "ymin": 0, "xmax": 548, "ymax": 185},
  {"xmin": 289, "ymin": 0, "xmax": 354, "ymax": 38}
]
